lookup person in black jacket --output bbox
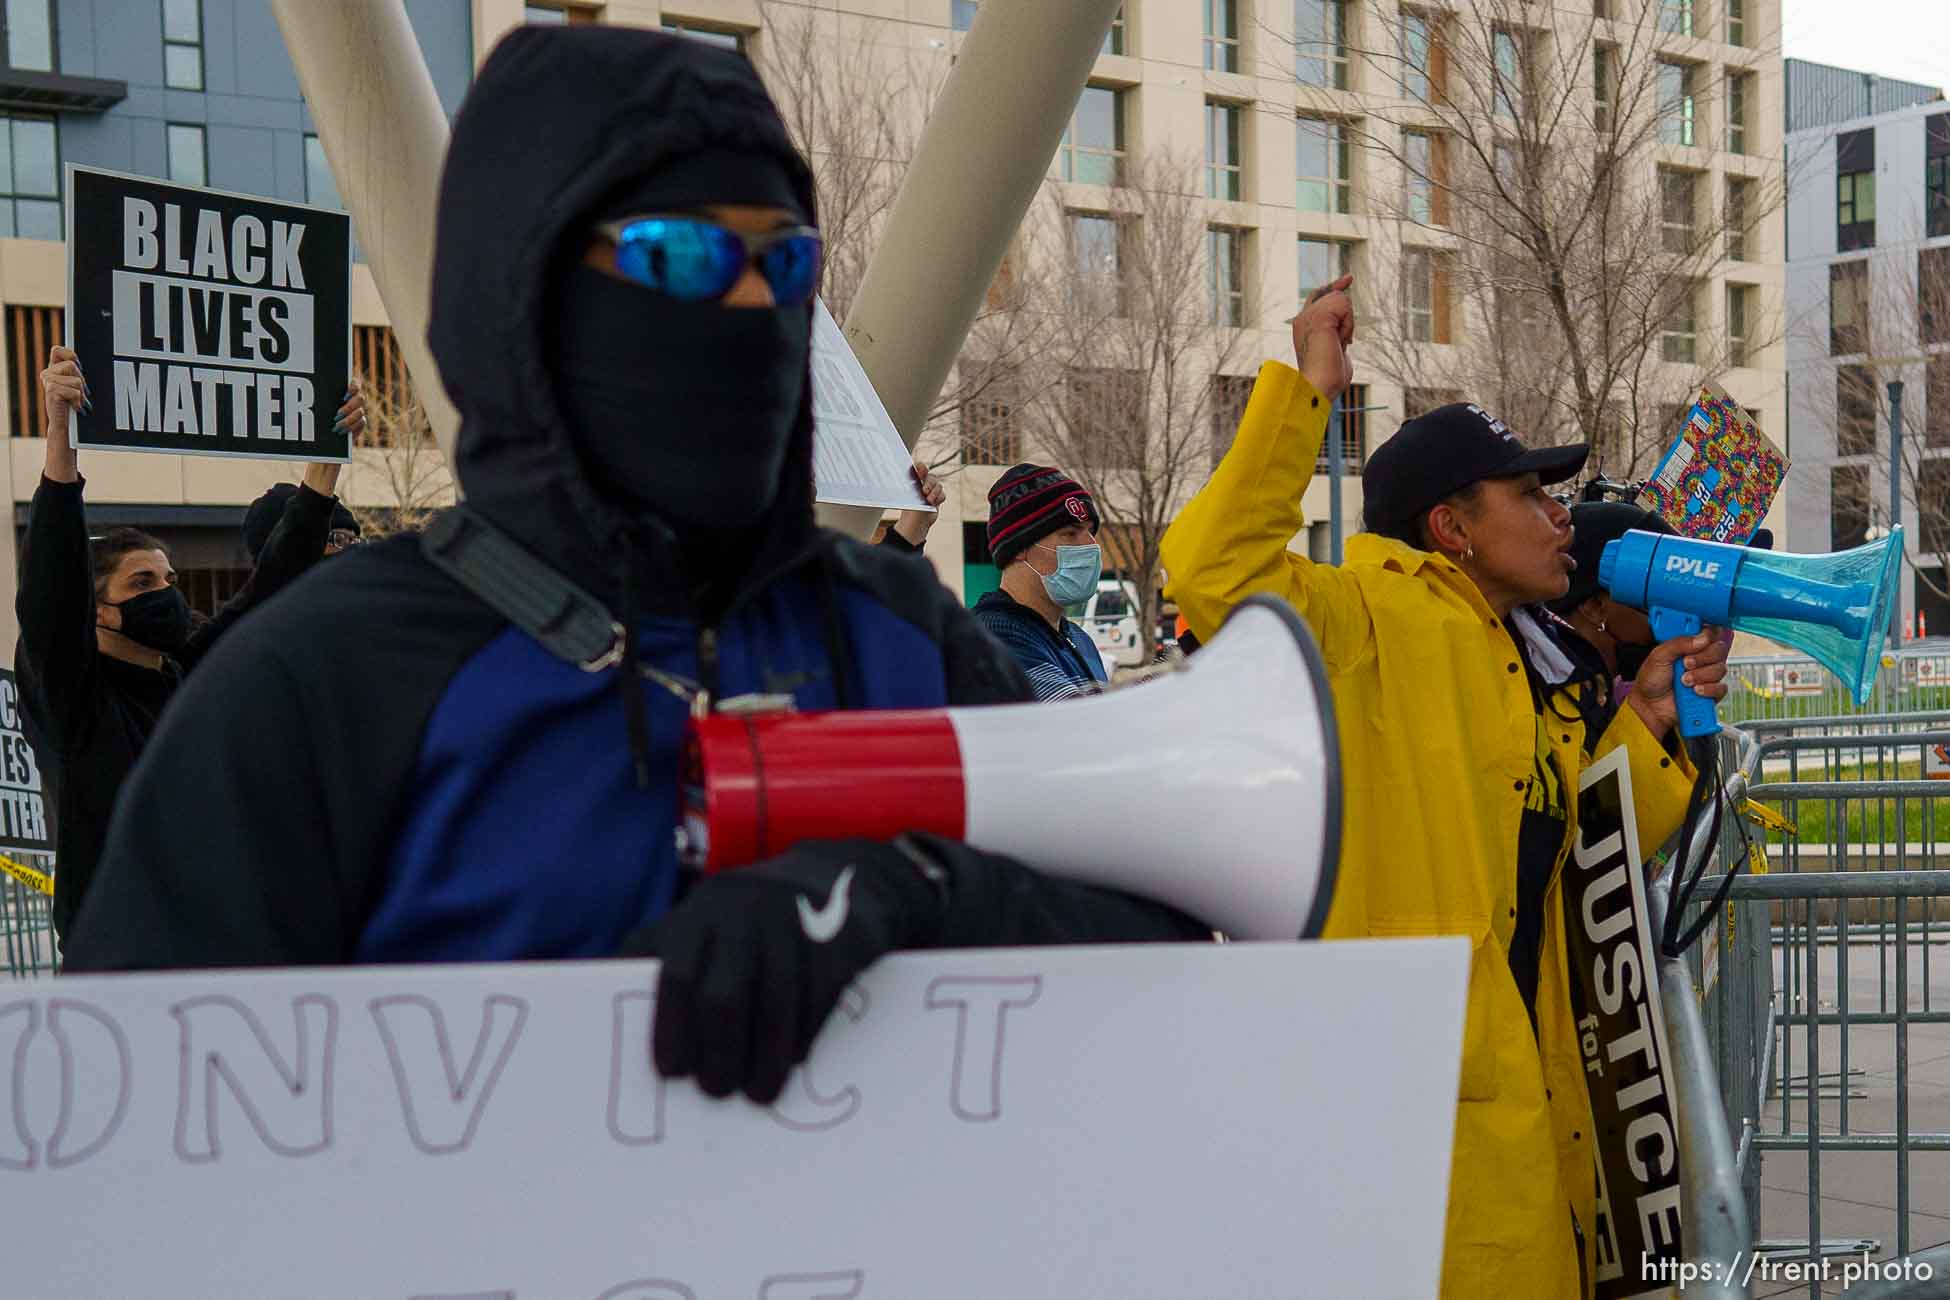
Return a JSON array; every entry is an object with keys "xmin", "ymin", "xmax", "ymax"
[
  {"xmin": 16, "ymin": 345, "xmax": 364, "ymax": 941},
  {"xmin": 64, "ymin": 27, "xmax": 1206, "ymax": 1107}
]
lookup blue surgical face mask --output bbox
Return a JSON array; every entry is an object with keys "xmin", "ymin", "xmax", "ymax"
[{"xmin": 1035, "ymin": 542, "xmax": 1102, "ymax": 607}]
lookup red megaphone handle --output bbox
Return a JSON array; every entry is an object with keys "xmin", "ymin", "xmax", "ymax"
[{"xmin": 683, "ymin": 711, "xmax": 968, "ymax": 871}]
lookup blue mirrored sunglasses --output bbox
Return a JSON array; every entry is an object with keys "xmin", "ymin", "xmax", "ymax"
[{"xmin": 598, "ymin": 216, "xmax": 824, "ymax": 306}]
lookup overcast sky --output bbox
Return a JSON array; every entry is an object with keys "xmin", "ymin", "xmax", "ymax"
[{"xmin": 1782, "ymin": 0, "xmax": 1950, "ymax": 90}]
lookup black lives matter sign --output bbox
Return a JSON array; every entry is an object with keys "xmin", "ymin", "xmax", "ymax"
[
  {"xmin": 66, "ymin": 165, "xmax": 351, "ymax": 462},
  {"xmin": 0, "ymin": 670, "xmax": 49, "ymax": 853}
]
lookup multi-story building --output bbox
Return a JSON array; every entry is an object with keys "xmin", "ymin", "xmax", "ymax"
[
  {"xmin": 0, "ymin": 0, "xmax": 1788, "ymax": 641},
  {"xmin": 1783, "ymin": 60, "xmax": 1950, "ymax": 637}
]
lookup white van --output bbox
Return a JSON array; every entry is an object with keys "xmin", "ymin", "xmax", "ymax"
[{"xmin": 1068, "ymin": 578, "xmax": 1146, "ymax": 669}]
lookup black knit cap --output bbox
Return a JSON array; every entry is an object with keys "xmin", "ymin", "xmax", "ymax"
[
  {"xmin": 242, "ymin": 483, "xmax": 360, "ymax": 562},
  {"xmin": 986, "ymin": 463, "xmax": 1099, "ymax": 567}
]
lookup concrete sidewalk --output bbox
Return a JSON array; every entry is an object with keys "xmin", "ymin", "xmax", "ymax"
[{"xmin": 1752, "ymin": 938, "xmax": 1950, "ymax": 1297}]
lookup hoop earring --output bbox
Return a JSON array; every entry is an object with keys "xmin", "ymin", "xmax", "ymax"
[{"xmin": 1462, "ymin": 545, "xmax": 1475, "ymax": 564}]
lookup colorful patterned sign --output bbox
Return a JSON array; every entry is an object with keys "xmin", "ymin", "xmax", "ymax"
[{"xmin": 1637, "ymin": 383, "xmax": 1787, "ymax": 545}]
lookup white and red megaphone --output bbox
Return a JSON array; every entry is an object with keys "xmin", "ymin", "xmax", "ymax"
[{"xmin": 679, "ymin": 595, "xmax": 1342, "ymax": 940}]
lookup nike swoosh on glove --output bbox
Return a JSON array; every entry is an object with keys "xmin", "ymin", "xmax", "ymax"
[{"xmin": 618, "ymin": 837, "xmax": 949, "ymax": 1105}]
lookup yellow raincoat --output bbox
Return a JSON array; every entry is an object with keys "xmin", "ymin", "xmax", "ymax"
[{"xmin": 1163, "ymin": 362, "xmax": 1697, "ymax": 1298}]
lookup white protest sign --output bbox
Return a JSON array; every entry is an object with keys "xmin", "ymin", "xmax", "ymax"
[
  {"xmin": 4, "ymin": 941, "xmax": 1466, "ymax": 1299},
  {"xmin": 810, "ymin": 297, "xmax": 930, "ymax": 512}
]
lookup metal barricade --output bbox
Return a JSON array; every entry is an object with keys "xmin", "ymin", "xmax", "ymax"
[
  {"xmin": 1721, "ymin": 650, "xmax": 1950, "ymax": 728},
  {"xmin": 1674, "ymin": 716, "xmax": 1950, "ymax": 1297},
  {"xmin": 0, "ymin": 850, "xmax": 58, "ymax": 978}
]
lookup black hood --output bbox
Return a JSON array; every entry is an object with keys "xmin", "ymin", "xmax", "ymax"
[{"xmin": 428, "ymin": 26, "xmax": 820, "ymax": 611}]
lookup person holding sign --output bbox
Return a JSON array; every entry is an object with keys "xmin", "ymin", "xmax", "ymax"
[
  {"xmin": 64, "ymin": 28, "xmax": 1207, "ymax": 1107},
  {"xmin": 15, "ymin": 345, "xmax": 364, "ymax": 941},
  {"xmin": 1160, "ymin": 281, "xmax": 1731, "ymax": 1298}
]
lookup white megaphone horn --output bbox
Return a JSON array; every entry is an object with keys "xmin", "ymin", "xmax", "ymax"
[{"xmin": 678, "ymin": 595, "xmax": 1342, "ymax": 940}]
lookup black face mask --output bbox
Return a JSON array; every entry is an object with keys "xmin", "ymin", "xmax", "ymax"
[
  {"xmin": 1615, "ymin": 636, "xmax": 1657, "ymax": 683},
  {"xmin": 547, "ymin": 263, "xmax": 809, "ymax": 530},
  {"xmin": 105, "ymin": 587, "xmax": 192, "ymax": 656}
]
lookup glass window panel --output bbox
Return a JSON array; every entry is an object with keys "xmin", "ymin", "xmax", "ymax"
[
  {"xmin": 10, "ymin": 118, "xmax": 53, "ymax": 196},
  {"xmin": 164, "ymin": 42, "xmax": 203, "ymax": 90},
  {"xmin": 0, "ymin": 120, "xmax": 14, "ymax": 197},
  {"xmin": 1295, "ymin": 0, "xmax": 1347, "ymax": 89},
  {"xmin": 1074, "ymin": 86, "xmax": 1117, "ymax": 150},
  {"xmin": 1405, "ymin": 131, "xmax": 1432, "ymax": 224},
  {"xmin": 15, "ymin": 197, "xmax": 57, "ymax": 239},
  {"xmin": 163, "ymin": 0, "xmax": 200, "ymax": 42},
  {"xmin": 167, "ymin": 124, "xmax": 205, "ymax": 187},
  {"xmin": 1298, "ymin": 237, "xmax": 1348, "ymax": 296},
  {"xmin": 305, "ymin": 135, "xmax": 342, "ymax": 209},
  {"xmin": 1494, "ymin": 32, "xmax": 1519, "ymax": 118},
  {"xmin": 1402, "ymin": 15, "xmax": 1431, "ymax": 100},
  {"xmin": 663, "ymin": 23, "xmax": 741, "ymax": 51},
  {"xmin": 525, "ymin": 4, "xmax": 569, "ymax": 22},
  {"xmin": 951, "ymin": 0, "xmax": 978, "ymax": 31},
  {"xmin": 1102, "ymin": 7, "xmax": 1124, "ymax": 55},
  {"xmin": 6, "ymin": 0, "xmax": 53, "ymax": 72},
  {"xmin": 0, "ymin": 202, "xmax": 15, "ymax": 238}
]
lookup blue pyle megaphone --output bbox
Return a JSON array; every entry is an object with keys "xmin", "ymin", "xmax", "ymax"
[{"xmin": 1598, "ymin": 527, "xmax": 1905, "ymax": 737}]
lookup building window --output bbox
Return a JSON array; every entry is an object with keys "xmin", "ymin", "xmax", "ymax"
[
  {"xmin": 1592, "ymin": 45, "xmax": 1613, "ymax": 132},
  {"xmin": 1837, "ymin": 365, "xmax": 1878, "ymax": 456},
  {"xmin": 6, "ymin": 304, "xmax": 60, "ymax": 436},
  {"xmin": 1209, "ymin": 226, "xmax": 1246, "ymax": 327},
  {"xmin": 1063, "ymin": 367, "xmax": 1143, "ymax": 468},
  {"xmin": 303, "ymin": 135, "xmax": 341, "ymax": 209},
  {"xmin": 163, "ymin": 0, "xmax": 203, "ymax": 90},
  {"xmin": 1657, "ymin": 60, "xmax": 1694, "ymax": 147},
  {"xmin": 1492, "ymin": 30, "xmax": 1523, "ymax": 119},
  {"xmin": 1057, "ymin": 85, "xmax": 1124, "ymax": 186},
  {"xmin": 1206, "ymin": 100, "xmax": 1242, "ymax": 200},
  {"xmin": 1660, "ymin": 284, "xmax": 1698, "ymax": 363},
  {"xmin": 1210, "ymin": 372, "xmax": 1255, "ymax": 468},
  {"xmin": 1922, "ymin": 461, "xmax": 1950, "ymax": 552},
  {"xmin": 1102, "ymin": 5, "xmax": 1126, "ymax": 55},
  {"xmin": 1830, "ymin": 258, "xmax": 1868, "ymax": 355},
  {"xmin": 1726, "ymin": 283, "xmax": 1751, "ymax": 368},
  {"xmin": 951, "ymin": 0, "xmax": 977, "ymax": 32},
  {"xmin": 353, "ymin": 324, "xmax": 417, "ymax": 428},
  {"xmin": 1659, "ymin": 168, "xmax": 1695, "ymax": 253},
  {"xmin": 1726, "ymin": 72, "xmax": 1750, "ymax": 154},
  {"xmin": 1402, "ymin": 249, "xmax": 1448, "ymax": 343},
  {"xmin": 1400, "ymin": 12, "xmax": 1438, "ymax": 102},
  {"xmin": 960, "ymin": 376, "xmax": 1021, "ymax": 466},
  {"xmin": 1928, "ymin": 355, "xmax": 1950, "ymax": 448},
  {"xmin": 1295, "ymin": 0, "xmax": 1348, "ymax": 90},
  {"xmin": 1316, "ymin": 382, "xmax": 1367, "ymax": 474},
  {"xmin": 0, "ymin": 115, "xmax": 59, "ymax": 238},
  {"xmin": 1403, "ymin": 130, "xmax": 1446, "ymax": 226},
  {"xmin": 1068, "ymin": 212, "xmax": 1124, "ymax": 316},
  {"xmin": 1831, "ymin": 464, "xmax": 1870, "ymax": 549},
  {"xmin": 1297, "ymin": 236, "xmax": 1352, "ymax": 297},
  {"xmin": 1727, "ymin": 0, "xmax": 1746, "ymax": 46},
  {"xmin": 662, "ymin": 22, "xmax": 746, "ymax": 53},
  {"xmin": 1204, "ymin": 0, "xmax": 1239, "ymax": 72},
  {"xmin": 1837, "ymin": 127, "xmax": 1875, "ymax": 252},
  {"xmin": 1659, "ymin": 0, "xmax": 1694, "ymax": 36},
  {"xmin": 1922, "ymin": 246, "xmax": 1950, "ymax": 345},
  {"xmin": 1927, "ymin": 114, "xmax": 1950, "ymax": 239},
  {"xmin": 1295, "ymin": 116, "xmax": 1351, "ymax": 213},
  {"xmin": 5, "ymin": 0, "xmax": 53, "ymax": 72},
  {"xmin": 166, "ymin": 123, "xmax": 204, "ymax": 187},
  {"xmin": 1726, "ymin": 175, "xmax": 1752, "ymax": 260}
]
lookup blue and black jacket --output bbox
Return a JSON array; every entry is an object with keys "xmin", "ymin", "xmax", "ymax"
[{"xmin": 62, "ymin": 28, "xmax": 1202, "ymax": 971}]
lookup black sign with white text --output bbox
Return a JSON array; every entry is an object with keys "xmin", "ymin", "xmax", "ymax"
[
  {"xmin": 1565, "ymin": 746, "xmax": 1682, "ymax": 1300},
  {"xmin": 66, "ymin": 165, "xmax": 351, "ymax": 462},
  {"xmin": 0, "ymin": 669, "xmax": 50, "ymax": 853}
]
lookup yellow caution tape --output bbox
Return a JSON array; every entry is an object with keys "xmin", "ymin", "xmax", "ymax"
[
  {"xmin": 1738, "ymin": 678, "xmax": 1785, "ymax": 700},
  {"xmin": 1747, "ymin": 842, "xmax": 1771, "ymax": 877},
  {"xmin": 1741, "ymin": 799, "xmax": 1798, "ymax": 838},
  {"xmin": 0, "ymin": 853, "xmax": 52, "ymax": 896}
]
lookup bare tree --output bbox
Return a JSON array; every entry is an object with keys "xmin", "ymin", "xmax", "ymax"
[
  {"xmin": 1020, "ymin": 151, "xmax": 1251, "ymax": 658},
  {"xmin": 757, "ymin": 1, "xmax": 1047, "ymax": 482},
  {"xmin": 340, "ymin": 377, "xmax": 454, "ymax": 536},
  {"xmin": 1304, "ymin": 0, "xmax": 1786, "ymax": 477},
  {"xmin": 1797, "ymin": 232, "xmax": 1950, "ymax": 601}
]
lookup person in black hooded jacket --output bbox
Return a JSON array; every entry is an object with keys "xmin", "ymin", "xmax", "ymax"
[
  {"xmin": 17, "ymin": 345, "xmax": 365, "ymax": 941},
  {"xmin": 63, "ymin": 27, "xmax": 1207, "ymax": 1106}
]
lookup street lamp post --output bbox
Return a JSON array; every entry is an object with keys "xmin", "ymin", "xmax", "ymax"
[{"xmin": 1888, "ymin": 377, "xmax": 1907, "ymax": 646}]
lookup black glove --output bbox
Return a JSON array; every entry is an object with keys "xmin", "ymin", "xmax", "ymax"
[{"xmin": 621, "ymin": 836, "xmax": 949, "ymax": 1105}]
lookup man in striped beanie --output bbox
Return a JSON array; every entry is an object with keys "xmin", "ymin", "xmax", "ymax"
[{"xmin": 973, "ymin": 463, "xmax": 1109, "ymax": 700}]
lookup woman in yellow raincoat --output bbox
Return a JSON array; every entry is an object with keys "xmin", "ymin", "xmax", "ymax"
[{"xmin": 1161, "ymin": 279, "xmax": 1730, "ymax": 1298}]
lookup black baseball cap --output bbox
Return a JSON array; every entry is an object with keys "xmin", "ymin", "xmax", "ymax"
[{"xmin": 1362, "ymin": 402, "xmax": 1588, "ymax": 536}]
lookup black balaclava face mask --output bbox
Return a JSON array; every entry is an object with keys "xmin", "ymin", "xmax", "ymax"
[
  {"xmin": 547, "ymin": 146, "xmax": 811, "ymax": 534},
  {"xmin": 104, "ymin": 587, "xmax": 192, "ymax": 657}
]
